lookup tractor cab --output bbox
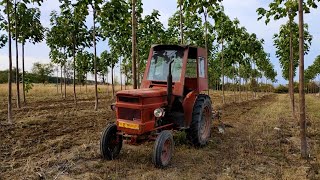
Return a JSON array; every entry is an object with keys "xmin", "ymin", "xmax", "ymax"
[
  {"xmin": 141, "ymin": 45, "xmax": 208, "ymax": 97},
  {"xmin": 100, "ymin": 45, "xmax": 212, "ymax": 168}
]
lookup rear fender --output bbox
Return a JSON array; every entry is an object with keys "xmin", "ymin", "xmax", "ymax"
[{"xmin": 183, "ymin": 91, "xmax": 198, "ymax": 128}]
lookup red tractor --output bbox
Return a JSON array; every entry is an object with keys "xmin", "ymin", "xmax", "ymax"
[{"xmin": 100, "ymin": 45, "xmax": 212, "ymax": 167}]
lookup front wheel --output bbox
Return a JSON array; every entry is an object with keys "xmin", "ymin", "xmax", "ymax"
[
  {"xmin": 100, "ymin": 123, "xmax": 123, "ymax": 160},
  {"xmin": 152, "ymin": 130, "xmax": 174, "ymax": 168}
]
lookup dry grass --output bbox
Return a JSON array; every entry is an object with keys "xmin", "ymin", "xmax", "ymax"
[{"xmin": 0, "ymin": 84, "xmax": 319, "ymax": 179}]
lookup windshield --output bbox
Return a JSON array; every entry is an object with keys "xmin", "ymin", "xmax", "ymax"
[{"xmin": 147, "ymin": 49, "xmax": 183, "ymax": 82}]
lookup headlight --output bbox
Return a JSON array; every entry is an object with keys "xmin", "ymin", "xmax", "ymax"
[{"xmin": 154, "ymin": 108, "xmax": 165, "ymax": 118}]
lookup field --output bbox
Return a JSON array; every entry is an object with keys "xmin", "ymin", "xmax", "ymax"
[{"xmin": 0, "ymin": 84, "xmax": 320, "ymax": 179}]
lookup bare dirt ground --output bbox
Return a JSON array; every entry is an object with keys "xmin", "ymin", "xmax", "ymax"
[{"xmin": 0, "ymin": 84, "xmax": 319, "ymax": 179}]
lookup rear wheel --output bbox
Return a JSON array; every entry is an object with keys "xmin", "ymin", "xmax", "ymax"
[
  {"xmin": 152, "ymin": 130, "xmax": 174, "ymax": 168},
  {"xmin": 100, "ymin": 123, "xmax": 123, "ymax": 160},
  {"xmin": 187, "ymin": 94, "xmax": 212, "ymax": 147}
]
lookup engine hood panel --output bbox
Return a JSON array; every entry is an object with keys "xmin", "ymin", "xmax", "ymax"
[{"xmin": 116, "ymin": 88, "xmax": 167, "ymax": 98}]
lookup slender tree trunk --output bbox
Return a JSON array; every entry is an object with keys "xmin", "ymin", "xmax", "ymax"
[
  {"xmin": 72, "ymin": 43, "xmax": 77, "ymax": 105},
  {"xmin": 22, "ymin": 41, "xmax": 26, "ymax": 104},
  {"xmin": 298, "ymin": 0, "xmax": 307, "ymax": 159},
  {"xmin": 221, "ymin": 38, "xmax": 225, "ymax": 104},
  {"xmin": 233, "ymin": 65, "xmax": 236, "ymax": 102},
  {"xmin": 7, "ymin": 0, "xmax": 13, "ymax": 123},
  {"xmin": 106, "ymin": 70, "xmax": 109, "ymax": 96},
  {"xmin": 132, "ymin": 0, "xmax": 137, "ymax": 89},
  {"xmin": 112, "ymin": 66, "xmax": 115, "ymax": 98},
  {"xmin": 137, "ymin": 54, "xmax": 140, "ymax": 88},
  {"xmin": 64, "ymin": 64, "xmax": 66, "ymax": 99},
  {"xmin": 246, "ymin": 79, "xmax": 249, "ymax": 101},
  {"xmin": 56, "ymin": 66, "xmax": 59, "ymax": 94},
  {"xmin": 179, "ymin": 0, "xmax": 184, "ymax": 44},
  {"xmin": 60, "ymin": 65, "xmax": 63, "ymax": 98},
  {"xmin": 85, "ymin": 73, "xmax": 88, "ymax": 93},
  {"xmin": 14, "ymin": 1, "xmax": 20, "ymax": 109},
  {"xmin": 93, "ymin": 6, "xmax": 98, "ymax": 111},
  {"xmin": 289, "ymin": 17, "xmax": 295, "ymax": 118},
  {"xmin": 120, "ymin": 57, "xmax": 122, "ymax": 90},
  {"xmin": 239, "ymin": 63, "xmax": 241, "ymax": 102}
]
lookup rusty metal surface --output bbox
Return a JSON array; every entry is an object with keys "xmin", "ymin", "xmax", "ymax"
[
  {"xmin": 116, "ymin": 88, "xmax": 167, "ymax": 98},
  {"xmin": 183, "ymin": 90, "xmax": 198, "ymax": 128}
]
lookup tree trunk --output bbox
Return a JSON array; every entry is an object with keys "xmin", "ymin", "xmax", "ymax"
[
  {"xmin": 106, "ymin": 70, "xmax": 109, "ymax": 96},
  {"xmin": 132, "ymin": 0, "xmax": 137, "ymax": 89},
  {"xmin": 246, "ymin": 79, "xmax": 249, "ymax": 101},
  {"xmin": 120, "ymin": 57, "xmax": 122, "ymax": 90},
  {"xmin": 85, "ymin": 73, "xmax": 88, "ymax": 94},
  {"xmin": 179, "ymin": 0, "xmax": 184, "ymax": 44},
  {"xmin": 72, "ymin": 43, "xmax": 77, "ymax": 105},
  {"xmin": 64, "ymin": 64, "xmax": 66, "ymax": 99},
  {"xmin": 137, "ymin": 54, "xmax": 140, "ymax": 88},
  {"xmin": 60, "ymin": 65, "xmax": 63, "ymax": 98},
  {"xmin": 112, "ymin": 66, "xmax": 115, "ymax": 98},
  {"xmin": 22, "ymin": 41, "xmax": 26, "ymax": 104},
  {"xmin": 289, "ymin": 17, "xmax": 295, "ymax": 118},
  {"xmin": 232, "ymin": 66, "xmax": 236, "ymax": 102},
  {"xmin": 239, "ymin": 63, "xmax": 241, "ymax": 103},
  {"xmin": 56, "ymin": 66, "xmax": 59, "ymax": 94},
  {"xmin": 7, "ymin": 0, "xmax": 13, "ymax": 124},
  {"xmin": 93, "ymin": 6, "xmax": 98, "ymax": 111},
  {"xmin": 221, "ymin": 38, "xmax": 225, "ymax": 104},
  {"xmin": 14, "ymin": 1, "xmax": 20, "ymax": 109},
  {"xmin": 298, "ymin": 0, "xmax": 307, "ymax": 159}
]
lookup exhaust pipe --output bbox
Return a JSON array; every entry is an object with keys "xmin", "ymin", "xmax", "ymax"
[{"xmin": 167, "ymin": 60, "xmax": 174, "ymax": 111}]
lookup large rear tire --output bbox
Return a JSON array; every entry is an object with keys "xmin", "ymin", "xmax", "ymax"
[
  {"xmin": 152, "ymin": 130, "xmax": 174, "ymax": 168},
  {"xmin": 100, "ymin": 123, "xmax": 123, "ymax": 160},
  {"xmin": 187, "ymin": 94, "xmax": 212, "ymax": 147}
]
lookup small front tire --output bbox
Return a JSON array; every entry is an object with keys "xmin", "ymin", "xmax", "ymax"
[
  {"xmin": 100, "ymin": 123, "xmax": 123, "ymax": 160},
  {"xmin": 152, "ymin": 130, "xmax": 174, "ymax": 168}
]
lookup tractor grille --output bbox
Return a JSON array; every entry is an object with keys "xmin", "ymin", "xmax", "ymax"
[
  {"xmin": 118, "ymin": 96, "xmax": 140, "ymax": 103},
  {"xmin": 118, "ymin": 107, "xmax": 141, "ymax": 120}
]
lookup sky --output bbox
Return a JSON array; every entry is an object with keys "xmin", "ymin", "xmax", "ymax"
[{"xmin": 0, "ymin": 0, "xmax": 319, "ymax": 85}]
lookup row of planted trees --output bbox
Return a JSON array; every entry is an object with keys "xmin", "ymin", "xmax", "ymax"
[
  {"xmin": 1, "ymin": 0, "xmax": 320, "ymax": 158},
  {"xmin": 1, "ymin": 0, "xmax": 278, "ymax": 122}
]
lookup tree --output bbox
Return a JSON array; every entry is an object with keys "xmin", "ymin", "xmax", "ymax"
[
  {"xmin": 49, "ymin": 48, "xmax": 67, "ymax": 98},
  {"xmin": 98, "ymin": 0, "xmax": 143, "ymax": 90},
  {"xmin": 273, "ymin": 22, "xmax": 312, "ymax": 81},
  {"xmin": 2, "ymin": 0, "xmax": 13, "ymax": 124},
  {"xmin": 76, "ymin": 0, "xmax": 103, "ymax": 110},
  {"xmin": 58, "ymin": 0, "xmax": 90, "ymax": 105},
  {"xmin": 31, "ymin": 62, "xmax": 53, "ymax": 84},
  {"xmin": 137, "ymin": 10, "xmax": 166, "ymax": 84},
  {"xmin": 132, "ymin": 0, "xmax": 137, "ymax": 89},
  {"xmin": 75, "ymin": 51, "xmax": 92, "ymax": 87},
  {"xmin": 305, "ymin": 55, "xmax": 320, "ymax": 82},
  {"xmin": 257, "ymin": 0, "xmax": 319, "ymax": 118},
  {"xmin": 101, "ymin": 50, "xmax": 117, "ymax": 97},
  {"xmin": 0, "ymin": 13, "xmax": 8, "ymax": 48},
  {"xmin": 13, "ymin": 0, "xmax": 20, "ymax": 108},
  {"xmin": 14, "ymin": 4, "xmax": 44, "ymax": 104},
  {"xmin": 47, "ymin": 14, "xmax": 67, "ymax": 99},
  {"xmin": 213, "ymin": 12, "xmax": 235, "ymax": 103}
]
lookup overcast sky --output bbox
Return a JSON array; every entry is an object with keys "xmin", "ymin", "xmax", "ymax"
[{"xmin": 0, "ymin": 0, "xmax": 319, "ymax": 84}]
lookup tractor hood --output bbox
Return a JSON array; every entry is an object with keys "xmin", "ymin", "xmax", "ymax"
[{"xmin": 116, "ymin": 88, "xmax": 167, "ymax": 98}]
